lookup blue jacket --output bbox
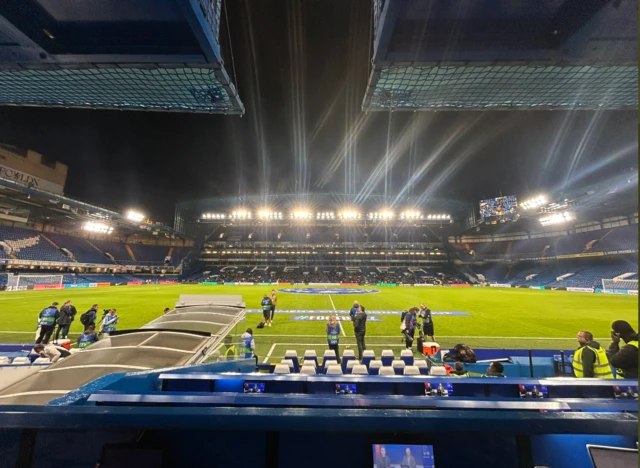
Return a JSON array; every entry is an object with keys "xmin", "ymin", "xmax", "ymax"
[
  {"xmin": 349, "ymin": 306, "xmax": 359, "ymax": 321},
  {"xmin": 38, "ymin": 306, "xmax": 59, "ymax": 327},
  {"xmin": 78, "ymin": 332, "xmax": 98, "ymax": 349},
  {"xmin": 261, "ymin": 298, "xmax": 273, "ymax": 311},
  {"xmin": 102, "ymin": 314, "xmax": 119, "ymax": 333},
  {"xmin": 327, "ymin": 323, "xmax": 341, "ymax": 345}
]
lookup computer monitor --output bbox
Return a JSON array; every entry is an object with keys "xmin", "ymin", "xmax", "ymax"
[
  {"xmin": 243, "ymin": 382, "xmax": 265, "ymax": 393},
  {"xmin": 335, "ymin": 383, "xmax": 357, "ymax": 395},
  {"xmin": 372, "ymin": 444, "xmax": 435, "ymax": 468},
  {"xmin": 587, "ymin": 444, "xmax": 638, "ymax": 468}
]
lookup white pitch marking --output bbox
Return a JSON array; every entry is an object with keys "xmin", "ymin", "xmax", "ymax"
[{"xmin": 263, "ymin": 343, "xmax": 277, "ymax": 363}]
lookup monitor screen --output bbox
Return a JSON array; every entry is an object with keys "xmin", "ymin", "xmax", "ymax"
[
  {"xmin": 613, "ymin": 385, "xmax": 638, "ymax": 399},
  {"xmin": 243, "ymin": 382, "xmax": 265, "ymax": 393},
  {"xmin": 479, "ymin": 195, "xmax": 518, "ymax": 218},
  {"xmin": 372, "ymin": 444, "xmax": 435, "ymax": 468},
  {"xmin": 424, "ymin": 382, "xmax": 452, "ymax": 397},
  {"xmin": 519, "ymin": 384, "xmax": 548, "ymax": 398},
  {"xmin": 587, "ymin": 445, "xmax": 638, "ymax": 468},
  {"xmin": 335, "ymin": 383, "xmax": 357, "ymax": 395}
]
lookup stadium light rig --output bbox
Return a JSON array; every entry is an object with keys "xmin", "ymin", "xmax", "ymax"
[
  {"xmin": 231, "ymin": 210, "xmax": 252, "ymax": 220},
  {"xmin": 258, "ymin": 210, "xmax": 283, "ymax": 220},
  {"xmin": 316, "ymin": 211, "xmax": 335, "ymax": 220},
  {"xmin": 400, "ymin": 210, "xmax": 422, "ymax": 220},
  {"xmin": 291, "ymin": 210, "xmax": 312, "ymax": 220},
  {"xmin": 425, "ymin": 214, "xmax": 451, "ymax": 221},
  {"xmin": 539, "ymin": 211, "xmax": 575, "ymax": 226},
  {"xmin": 520, "ymin": 195, "xmax": 547, "ymax": 210},
  {"xmin": 201, "ymin": 213, "xmax": 226, "ymax": 220},
  {"xmin": 83, "ymin": 221, "xmax": 113, "ymax": 234},
  {"xmin": 368, "ymin": 211, "xmax": 394, "ymax": 221},
  {"xmin": 339, "ymin": 210, "xmax": 361, "ymax": 220},
  {"xmin": 126, "ymin": 210, "xmax": 145, "ymax": 222}
]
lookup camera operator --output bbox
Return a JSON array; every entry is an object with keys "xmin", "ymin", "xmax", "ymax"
[{"xmin": 101, "ymin": 309, "xmax": 119, "ymax": 336}]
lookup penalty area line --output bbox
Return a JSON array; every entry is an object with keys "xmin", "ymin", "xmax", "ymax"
[{"xmin": 263, "ymin": 343, "xmax": 277, "ymax": 363}]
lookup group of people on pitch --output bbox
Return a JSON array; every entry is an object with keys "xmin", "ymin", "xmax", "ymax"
[{"xmin": 32, "ymin": 301, "xmax": 120, "ymax": 363}]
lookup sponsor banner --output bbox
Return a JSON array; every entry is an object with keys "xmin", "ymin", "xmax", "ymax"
[
  {"xmin": 97, "ymin": 282, "xmax": 111, "ymax": 288},
  {"xmin": 159, "ymin": 281, "xmax": 177, "ymax": 285},
  {"xmin": 64, "ymin": 283, "xmax": 90, "ymax": 289},
  {"xmin": 489, "ymin": 283, "xmax": 512, "ymax": 288},
  {"xmin": 529, "ymin": 286, "xmax": 545, "ymax": 290},
  {"xmin": 605, "ymin": 250, "xmax": 636, "ymax": 255},
  {"xmin": 203, "ymin": 282, "xmax": 220, "ymax": 285},
  {"xmin": 340, "ymin": 282, "xmax": 359, "ymax": 286},
  {"xmin": 246, "ymin": 309, "xmax": 471, "ymax": 316},
  {"xmin": 34, "ymin": 283, "xmax": 63, "ymax": 290},
  {"xmin": 277, "ymin": 282, "xmax": 291, "ymax": 286},
  {"xmin": 0, "ymin": 163, "xmax": 65, "ymax": 194},
  {"xmin": 223, "ymin": 282, "xmax": 237, "ymax": 285},
  {"xmin": 279, "ymin": 288, "xmax": 380, "ymax": 295},
  {"xmin": 127, "ymin": 281, "xmax": 143, "ymax": 286},
  {"xmin": 567, "ymin": 287, "xmax": 594, "ymax": 293},
  {"xmin": 237, "ymin": 282, "xmax": 254, "ymax": 285},
  {"xmin": 308, "ymin": 283, "xmax": 341, "ymax": 286},
  {"xmin": 628, "ymin": 290, "xmax": 638, "ymax": 296},
  {"xmin": 89, "ymin": 283, "xmax": 98, "ymax": 288},
  {"xmin": 5, "ymin": 285, "xmax": 27, "ymax": 291},
  {"xmin": 257, "ymin": 282, "xmax": 272, "ymax": 286},
  {"xmin": 376, "ymin": 283, "xmax": 397, "ymax": 287},
  {"xmin": 602, "ymin": 289, "xmax": 629, "ymax": 295},
  {"xmin": 448, "ymin": 284, "xmax": 471, "ymax": 288},
  {"xmin": 414, "ymin": 284, "xmax": 435, "ymax": 287},
  {"xmin": 400, "ymin": 284, "xmax": 413, "ymax": 287},
  {"xmin": 291, "ymin": 315, "xmax": 383, "ymax": 322}
]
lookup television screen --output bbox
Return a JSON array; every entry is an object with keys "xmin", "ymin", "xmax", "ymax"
[
  {"xmin": 519, "ymin": 384, "xmax": 548, "ymax": 398},
  {"xmin": 243, "ymin": 382, "xmax": 265, "ymax": 393},
  {"xmin": 587, "ymin": 445, "xmax": 638, "ymax": 468},
  {"xmin": 335, "ymin": 383, "xmax": 357, "ymax": 395},
  {"xmin": 479, "ymin": 195, "xmax": 518, "ymax": 218},
  {"xmin": 613, "ymin": 385, "xmax": 638, "ymax": 399},
  {"xmin": 372, "ymin": 444, "xmax": 435, "ymax": 468},
  {"xmin": 424, "ymin": 382, "xmax": 452, "ymax": 397}
]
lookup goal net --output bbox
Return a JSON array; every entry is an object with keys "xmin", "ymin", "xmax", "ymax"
[
  {"xmin": 6, "ymin": 274, "xmax": 64, "ymax": 288},
  {"xmin": 601, "ymin": 278, "xmax": 638, "ymax": 292}
]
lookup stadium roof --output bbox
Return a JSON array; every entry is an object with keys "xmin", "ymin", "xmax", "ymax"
[{"xmin": 0, "ymin": 173, "xmax": 185, "ymax": 239}]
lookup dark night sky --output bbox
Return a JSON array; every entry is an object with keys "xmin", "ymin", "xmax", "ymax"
[{"xmin": 0, "ymin": 0, "xmax": 636, "ymax": 223}]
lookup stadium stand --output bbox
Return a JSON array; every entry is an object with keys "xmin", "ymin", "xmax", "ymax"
[
  {"xmin": 0, "ymin": 226, "xmax": 68, "ymax": 262},
  {"xmin": 45, "ymin": 233, "xmax": 114, "ymax": 264}
]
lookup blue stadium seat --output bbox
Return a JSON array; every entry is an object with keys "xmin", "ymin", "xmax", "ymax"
[
  {"xmin": 400, "ymin": 349, "xmax": 414, "ymax": 366},
  {"xmin": 341, "ymin": 349, "xmax": 356, "ymax": 373},
  {"xmin": 361, "ymin": 350, "xmax": 375, "ymax": 368},
  {"xmin": 368, "ymin": 360, "xmax": 382, "ymax": 375},
  {"xmin": 381, "ymin": 350, "xmax": 394, "ymax": 367},
  {"xmin": 284, "ymin": 350, "xmax": 300, "ymax": 373}
]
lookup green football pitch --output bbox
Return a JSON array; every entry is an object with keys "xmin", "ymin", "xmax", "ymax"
[{"xmin": 0, "ymin": 285, "xmax": 636, "ymax": 362}]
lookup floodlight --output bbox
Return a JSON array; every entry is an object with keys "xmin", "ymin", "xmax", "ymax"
[
  {"xmin": 539, "ymin": 211, "xmax": 575, "ymax": 226},
  {"xmin": 126, "ymin": 210, "xmax": 145, "ymax": 222},
  {"xmin": 339, "ymin": 210, "xmax": 360, "ymax": 220},
  {"xmin": 401, "ymin": 210, "xmax": 422, "ymax": 220},
  {"xmin": 521, "ymin": 195, "xmax": 547, "ymax": 210},
  {"xmin": 232, "ymin": 210, "xmax": 251, "ymax": 219},
  {"xmin": 83, "ymin": 221, "xmax": 113, "ymax": 234},
  {"xmin": 292, "ymin": 210, "xmax": 311, "ymax": 220}
]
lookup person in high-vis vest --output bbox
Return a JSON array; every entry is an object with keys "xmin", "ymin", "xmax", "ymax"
[
  {"xmin": 573, "ymin": 331, "xmax": 613, "ymax": 379},
  {"xmin": 36, "ymin": 302, "xmax": 59, "ymax": 344},
  {"xmin": 77, "ymin": 326, "xmax": 99, "ymax": 349},
  {"xmin": 240, "ymin": 328, "xmax": 257, "ymax": 366},
  {"xmin": 609, "ymin": 320, "xmax": 638, "ymax": 379},
  {"xmin": 222, "ymin": 335, "xmax": 237, "ymax": 360},
  {"xmin": 101, "ymin": 309, "xmax": 119, "ymax": 336}
]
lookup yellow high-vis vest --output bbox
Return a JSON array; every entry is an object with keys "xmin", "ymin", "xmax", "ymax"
[{"xmin": 573, "ymin": 345, "xmax": 614, "ymax": 379}]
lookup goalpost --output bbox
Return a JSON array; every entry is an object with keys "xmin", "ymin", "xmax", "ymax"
[
  {"xmin": 6, "ymin": 274, "xmax": 64, "ymax": 288},
  {"xmin": 601, "ymin": 278, "xmax": 638, "ymax": 293}
]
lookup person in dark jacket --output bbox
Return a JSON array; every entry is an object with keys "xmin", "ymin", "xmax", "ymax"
[
  {"xmin": 80, "ymin": 304, "xmax": 99, "ymax": 330},
  {"xmin": 403, "ymin": 307, "xmax": 419, "ymax": 351},
  {"xmin": 609, "ymin": 320, "xmax": 638, "ymax": 379},
  {"xmin": 573, "ymin": 331, "xmax": 613, "ymax": 378},
  {"xmin": 55, "ymin": 300, "xmax": 77, "ymax": 341},
  {"xmin": 419, "ymin": 303, "xmax": 435, "ymax": 341},
  {"xmin": 353, "ymin": 305, "xmax": 367, "ymax": 359},
  {"xmin": 36, "ymin": 302, "xmax": 59, "ymax": 344},
  {"xmin": 375, "ymin": 446, "xmax": 391, "ymax": 468}
]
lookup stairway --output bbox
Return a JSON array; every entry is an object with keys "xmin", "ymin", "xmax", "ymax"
[
  {"xmin": 41, "ymin": 233, "xmax": 77, "ymax": 262},
  {"xmin": 125, "ymin": 244, "xmax": 137, "ymax": 263},
  {"xmin": 86, "ymin": 240, "xmax": 119, "ymax": 265}
]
